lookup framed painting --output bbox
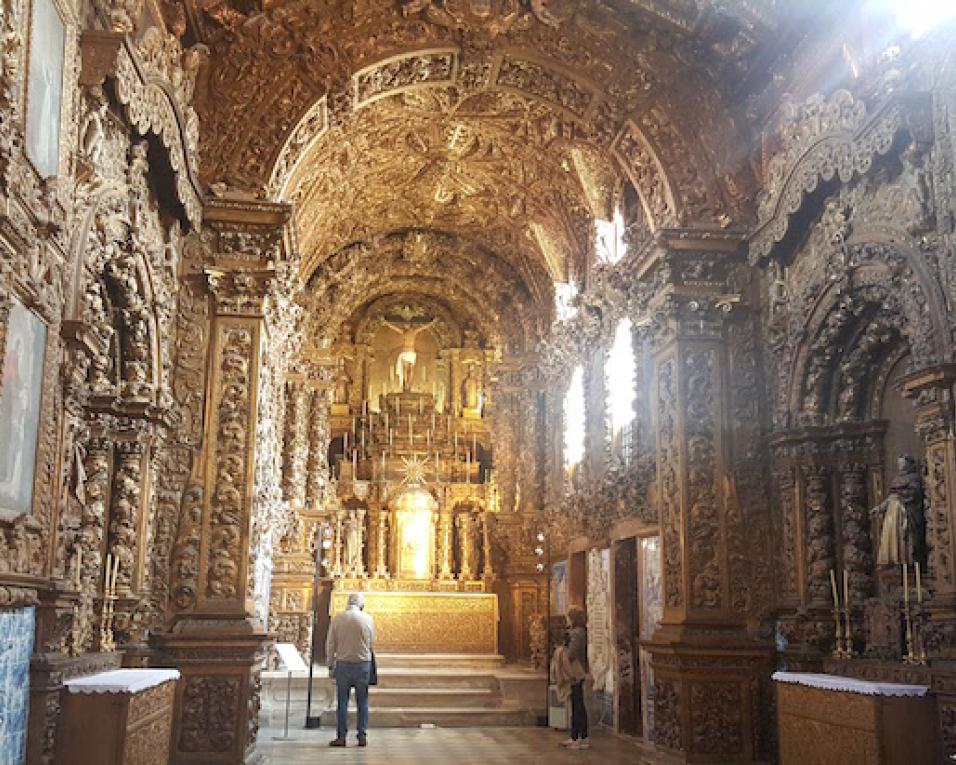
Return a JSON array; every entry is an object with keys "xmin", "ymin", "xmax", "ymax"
[
  {"xmin": 25, "ymin": 0, "xmax": 66, "ymax": 178},
  {"xmin": 0, "ymin": 297, "xmax": 47, "ymax": 517}
]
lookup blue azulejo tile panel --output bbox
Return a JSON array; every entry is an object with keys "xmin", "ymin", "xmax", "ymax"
[{"xmin": 0, "ymin": 607, "xmax": 35, "ymax": 765}]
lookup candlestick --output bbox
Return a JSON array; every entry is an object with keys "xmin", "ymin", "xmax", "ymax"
[
  {"xmin": 916, "ymin": 561, "xmax": 923, "ymax": 604},
  {"xmin": 344, "ymin": 431, "xmax": 349, "ymax": 453},
  {"xmin": 830, "ymin": 569, "xmax": 839, "ymax": 606},
  {"xmin": 381, "ymin": 452, "xmax": 386, "ymax": 478},
  {"xmin": 352, "ymin": 449, "xmax": 357, "ymax": 476},
  {"xmin": 903, "ymin": 562, "xmax": 909, "ymax": 607},
  {"xmin": 419, "ymin": 398, "xmax": 423, "ymax": 415},
  {"xmin": 389, "ymin": 428, "xmax": 393, "ymax": 447},
  {"xmin": 112, "ymin": 555, "xmax": 119, "ymax": 593},
  {"xmin": 472, "ymin": 433, "xmax": 477, "ymax": 455},
  {"xmin": 843, "ymin": 568, "xmax": 849, "ymax": 610}
]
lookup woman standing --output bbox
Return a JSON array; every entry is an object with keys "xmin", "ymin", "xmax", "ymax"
[{"xmin": 563, "ymin": 606, "xmax": 589, "ymax": 749}]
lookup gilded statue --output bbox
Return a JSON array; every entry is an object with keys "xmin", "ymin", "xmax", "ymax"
[
  {"xmin": 384, "ymin": 317, "xmax": 435, "ymax": 391},
  {"xmin": 461, "ymin": 364, "xmax": 482, "ymax": 411},
  {"xmin": 333, "ymin": 358, "xmax": 351, "ymax": 405},
  {"xmin": 871, "ymin": 455, "xmax": 925, "ymax": 566}
]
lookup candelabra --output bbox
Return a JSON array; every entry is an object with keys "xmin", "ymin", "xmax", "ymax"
[
  {"xmin": 534, "ymin": 531, "xmax": 550, "ymax": 726},
  {"xmin": 99, "ymin": 553, "xmax": 119, "ymax": 653}
]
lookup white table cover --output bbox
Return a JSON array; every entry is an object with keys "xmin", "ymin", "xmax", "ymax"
[
  {"xmin": 772, "ymin": 671, "xmax": 929, "ymax": 697},
  {"xmin": 65, "ymin": 668, "xmax": 181, "ymax": 695}
]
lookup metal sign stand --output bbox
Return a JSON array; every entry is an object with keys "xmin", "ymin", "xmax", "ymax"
[{"xmin": 273, "ymin": 642, "xmax": 308, "ymax": 741}]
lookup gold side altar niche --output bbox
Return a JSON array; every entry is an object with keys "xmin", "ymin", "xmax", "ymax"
[{"xmin": 328, "ymin": 389, "xmax": 498, "ymax": 654}]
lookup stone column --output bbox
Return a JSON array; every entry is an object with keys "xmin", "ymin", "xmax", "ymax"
[
  {"xmin": 153, "ymin": 198, "xmax": 292, "ymax": 765},
  {"xmin": 643, "ymin": 232, "xmax": 772, "ymax": 762}
]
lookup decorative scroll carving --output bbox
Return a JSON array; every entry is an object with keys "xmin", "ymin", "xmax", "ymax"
[
  {"xmin": 657, "ymin": 357, "xmax": 683, "ymax": 609},
  {"xmin": 205, "ymin": 326, "xmax": 254, "ymax": 602},
  {"xmin": 178, "ymin": 675, "xmax": 240, "ymax": 753},
  {"xmin": 684, "ymin": 349, "xmax": 721, "ymax": 611},
  {"xmin": 803, "ymin": 465, "xmax": 834, "ymax": 606}
]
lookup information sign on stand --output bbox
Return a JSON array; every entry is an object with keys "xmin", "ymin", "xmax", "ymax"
[{"xmin": 273, "ymin": 643, "xmax": 307, "ymax": 741}]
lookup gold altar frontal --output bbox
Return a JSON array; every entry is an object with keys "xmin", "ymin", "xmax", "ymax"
[{"xmin": 331, "ymin": 583, "xmax": 498, "ymax": 654}]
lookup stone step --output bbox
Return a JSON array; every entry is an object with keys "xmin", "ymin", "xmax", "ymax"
[
  {"xmin": 313, "ymin": 706, "xmax": 540, "ymax": 728},
  {"xmin": 374, "ymin": 653, "xmax": 506, "ymax": 670}
]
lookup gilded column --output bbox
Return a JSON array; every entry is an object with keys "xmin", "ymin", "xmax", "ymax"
[
  {"xmin": 644, "ymin": 233, "xmax": 772, "ymax": 762},
  {"xmin": 439, "ymin": 509, "xmax": 454, "ymax": 580},
  {"xmin": 153, "ymin": 198, "xmax": 292, "ymax": 765},
  {"xmin": 373, "ymin": 506, "xmax": 389, "ymax": 578},
  {"xmin": 457, "ymin": 511, "xmax": 477, "ymax": 580},
  {"xmin": 283, "ymin": 379, "xmax": 311, "ymax": 508},
  {"xmin": 306, "ymin": 380, "xmax": 331, "ymax": 510}
]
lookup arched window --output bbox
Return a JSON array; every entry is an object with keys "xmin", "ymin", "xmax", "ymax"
[
  {"xmin": 595, "ymin": 208, "xmax": 627, "ymax": 265},
  {"xmin": 606, "ymin": 319, "xmax": 635, "ymax": 458},
  {"xmin": 555, "ymin": 280, "xmax": 578, "ymax": 322},
  {"xmin": 563, "ymin": 365, "xmax": 585, "ymax": 470}
]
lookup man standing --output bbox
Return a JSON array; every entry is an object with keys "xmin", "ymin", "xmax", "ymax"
[{"xmin": 326, "ymin": 592, "xmax": 376, "ymax": 747}]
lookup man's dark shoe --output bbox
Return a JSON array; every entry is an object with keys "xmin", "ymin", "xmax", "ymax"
[
  {"xmin": 358, "ymin": 736, "xmax": 368, "ymax": 747},
  {"xmin": 329, "ymin": 738, "xmax": 347, "ymax": 747}
]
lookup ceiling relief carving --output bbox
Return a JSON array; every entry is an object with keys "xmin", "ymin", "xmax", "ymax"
[{"xmin": 182, "ymin": 0, "xmax": 788, "ymax": 294}]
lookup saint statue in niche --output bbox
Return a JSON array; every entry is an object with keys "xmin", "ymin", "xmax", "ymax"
[
  {"xmin": 383, "ymin": 317, "xmax": 435, "ymax": 391},
  {"xmin": 461, "ymin": 363, "xmax": 482, "ymax": 411},
  {"xmin": 333, "ymin": 358, "xmax": 351, "ymax": 405},
  {"xmin": 871, "ymin": 454, "xmax": 926, "ymax": 566}
]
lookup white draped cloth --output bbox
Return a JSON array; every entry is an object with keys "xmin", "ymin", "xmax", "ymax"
[
  {"xmin": 772, "ymin": 671, "xmax": 929, "ymax": 697},
  {"xmin": 65, "ymin": 669, "xmax": 180, "ymax": 695}
]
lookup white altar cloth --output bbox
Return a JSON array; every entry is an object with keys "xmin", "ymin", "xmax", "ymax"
[
  {"xmin": 772, "ymin": 671, "xmax": 929, "ymax": 697},
  {"xmin": 65, "ymin": 668, "xmax": 181, "ymax": 695}
]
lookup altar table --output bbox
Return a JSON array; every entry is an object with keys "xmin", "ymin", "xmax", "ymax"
[
  {"xmin": 56, "ymin": 668, "xmax": 180, "ymax": 765},
  {"xmin": 773, "ymin": 671, "xmax": 940, "ymax": 764},
  {"xmin": 331, "ymin": 590, "xmax": 498, "ymax": 653}
]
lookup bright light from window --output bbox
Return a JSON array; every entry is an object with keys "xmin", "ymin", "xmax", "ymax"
[
  {"xmin": 563, "ymin": 365, "xmax": 585, "ymax": 470},
  {"xmin": 890, "ymin": 0, "xmax": 956, "ymax": 37},
  {"xmin": 555, "ymin": 281, "xmax": 578, "ymax": 321},
  {"xmin": 595, "ymin": 208, "xmax": 627, "ymax": 265},
  {"xmin": 607, "ymin": 319, "xmax": 635, "ymax": 438}
]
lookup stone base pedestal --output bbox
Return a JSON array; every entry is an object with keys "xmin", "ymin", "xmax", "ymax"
[
  {"xmin": 646, "ymin": 629, "xmax": 773, "ymax": 763},
  {"xmin": 151, "ymin": 618, "xmax": 272, "ymax": 765}
]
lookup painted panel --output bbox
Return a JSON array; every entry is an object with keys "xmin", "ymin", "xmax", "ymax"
[
  {"xmin": 26, "ymin": 0, "xmax": 65, "ymax": 177},
  {"xmin": 0, "ymin": 297, "xmax": 47, "ymax": 518}
]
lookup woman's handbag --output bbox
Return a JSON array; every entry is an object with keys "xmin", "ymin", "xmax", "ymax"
[{"xmin": 369, "ymin": 651, "xmax": 378, "ymax": 686}]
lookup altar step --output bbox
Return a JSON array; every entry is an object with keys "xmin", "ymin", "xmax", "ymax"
[{"xmin": 262, "ymin": 654, "xmax": 544, "ymax": 729}]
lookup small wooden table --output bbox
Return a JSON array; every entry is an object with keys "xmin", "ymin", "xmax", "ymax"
[
  {"xmin": 774, "ymin": 671, "xmax": 941, "ymax": 764},
  {"xmin": 56, "ymin": 669, "xmax": 180, "ymax": 765}
]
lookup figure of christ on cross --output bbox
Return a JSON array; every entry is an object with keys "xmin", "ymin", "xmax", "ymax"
[{"xmin": 383, "ymin": 317, "xmax": 436, "ymax": 391}]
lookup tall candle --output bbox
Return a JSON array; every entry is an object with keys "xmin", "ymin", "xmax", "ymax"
[
  {"xmin": 75, "ymin": 547, "xmax": 82, "ymax": 591},
  {"xmin": 843, "ymin": 568, "xmax": 849, "ymax": 610},
  {"xmin": 352, "ymin": 449, "xmax": 357, "ymax": 476},
  {"xmin": 432, "ymin": 412, "xmax": 436, "ymax": 431},
  {"xmin": 389, "ymin": 428, "xmax": 393, "ymax": 447},
  {"xmin": 903, "ymin": 563, "xmax": 909, "ymax": 607},
  {"xmin": 112, "ymin": 555, "xmax": 120, "ymax": 593},
  {"xmin": 472, "ymin": 433, "xmax": 477, "ymax": 456},
  {"xmin": 435, "ymin": 450, "xmax": 440, "ymax": 473},
  {"xmin": 419, "ymin": 398, "xmax": 423, "ymax": 415},
  {"xmin": 344, "ymin": 432, "xmax": 349, "ymax": 453},
  {"xmin": 408, "ymin": 414, "xmax": 413, "ymax": 443},
  {"xmin": 916, "ymin": 561, "xmax": 923, "ymax": 604},
  {"xmin": 105, "ymin": 553, "xmax": 112, "ymax": 593},
  {"xmin": 829, "ymin": 569, "xmax": 839, "ymax": 606},
  {"xmin": 454, "ymin": 432, "xmax": 458, "ymax": 452}
]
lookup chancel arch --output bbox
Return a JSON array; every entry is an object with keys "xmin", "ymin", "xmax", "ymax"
[{"xmin": 12, "ymin": 3, "xmax": 956, "ymax": 764}]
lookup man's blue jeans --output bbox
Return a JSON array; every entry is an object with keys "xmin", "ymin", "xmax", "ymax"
[{"xmin": 334, "ymin": 660, "xmax": 371, "ymax": 739}]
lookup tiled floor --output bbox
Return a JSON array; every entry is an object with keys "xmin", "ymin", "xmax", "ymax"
[{"xmin": 259, "ymin": 726, "xmax": 674, "ymax": 764}]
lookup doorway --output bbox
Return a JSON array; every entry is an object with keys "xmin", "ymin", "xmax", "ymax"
[{"xmin": 613, "ymin": 536, "xmax": 641, "ymax": 735}]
